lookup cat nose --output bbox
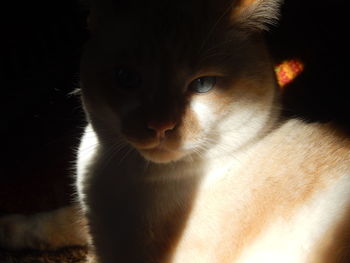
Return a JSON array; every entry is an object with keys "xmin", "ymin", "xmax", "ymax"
[{"xmin": 147, "ymin": 120, "xmax": 176, "ymax": 139}]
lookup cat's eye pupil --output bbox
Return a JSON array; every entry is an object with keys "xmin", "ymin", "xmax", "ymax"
[
  {"xmin": 114, "ymin": 68, "xmax": 141, "ymax": 90},
  {"xmin": 188, "ymin": 76, "xmax": 216, "ymax": 93}
]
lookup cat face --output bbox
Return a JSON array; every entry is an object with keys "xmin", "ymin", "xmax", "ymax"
[{"xmin": 80, "ymin": 0, "xmax": 281, "ymax": 163}]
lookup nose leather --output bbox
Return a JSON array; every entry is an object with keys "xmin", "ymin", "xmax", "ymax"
[{"xmin": 147, "ymin": 121, "xmax": 176, "ymax": 139}]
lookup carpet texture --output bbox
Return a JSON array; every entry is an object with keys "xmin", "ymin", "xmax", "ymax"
[{"xmin": 0, "ymin": 247, "xmax": 88, "ymax": 263}]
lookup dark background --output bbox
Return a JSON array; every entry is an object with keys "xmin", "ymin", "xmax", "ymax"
[{"xmin": 0, "ymin": 0, "xmax": 348, "ymax": 214}]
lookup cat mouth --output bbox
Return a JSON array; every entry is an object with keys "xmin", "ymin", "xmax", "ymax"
[
  {"xmin": 139, "ymin": 146, "xmax": 184, "ymax": 163},
  {"xmin": 141, "ymin": 146, "xmax": 168, "ymax": 155},
  {"xmin": 136, "ymin": 140, "xmax": 166, "ymax": 153},
  {"xmin": 129, "ymin": 141, "xmax": 182, "ymax": 163},
  {"xmin": 125, "ymin": 136, "xmax": 184, "ymax": 163}
]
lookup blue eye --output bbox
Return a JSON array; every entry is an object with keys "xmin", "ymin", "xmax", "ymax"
[
  {"xmin": 188, "ymin": 76, "xmax": 216, "ymax": 93},
  {"xmin": 114, "ymin": 67, "xmax": 142, "ymax": 90}
]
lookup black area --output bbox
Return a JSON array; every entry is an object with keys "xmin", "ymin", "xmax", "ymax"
[
  {"xmin": 267, "ymin": 0, "xmax": 349, "ymax": 127},
  {"xmin": 0, "ymin": 1, "xmax": 88, "ymax": 212},
  {"xmin": 0, "ymin": 0, "xmax": 349, "ymax": 212}
]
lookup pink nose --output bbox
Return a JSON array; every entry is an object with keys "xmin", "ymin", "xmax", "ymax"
[{"xmin": 147, "ymin": 120, "xmax": 176, "ymax": 139}]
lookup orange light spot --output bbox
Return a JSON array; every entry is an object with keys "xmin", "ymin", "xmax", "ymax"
[{"xmin": 275, "ymin": 59, "xmax": 304, "ymax": 89}]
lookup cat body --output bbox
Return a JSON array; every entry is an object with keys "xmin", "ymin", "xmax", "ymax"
[
  {"xmin": 77, "ymin": 120, "xmax": 350, "ymax": 263},
  {"xmin": 1, "ymin": 0, "xmax": 350, "ymax": 262},
  {"xmin": 75, "ymin": 0, "xmax": 350, "ymax": 259}
]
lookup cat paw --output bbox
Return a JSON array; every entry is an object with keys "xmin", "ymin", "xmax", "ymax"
[
  {"xmin": 86, "ymin": 250, "xmax": 98, "ymax": 263},
  {"xmin": 0, "ymin": 206, "xmax": 89, "ymax": 251}
]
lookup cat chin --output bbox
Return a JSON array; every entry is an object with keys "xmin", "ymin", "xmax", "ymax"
[{"xmin": 138, "ymin": 148, "xmax": 185, "ymax": 164}]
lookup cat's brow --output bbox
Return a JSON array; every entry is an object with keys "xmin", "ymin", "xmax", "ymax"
[{"xmin": 198, "ymin": 1, "xmax": 235, "ymax": 54}]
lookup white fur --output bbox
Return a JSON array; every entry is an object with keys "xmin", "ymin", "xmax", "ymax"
[
  {"xmin": 236, "ymin": 174, "xmax": 350, "ymax": 263},
  {"xmin": 76, "ymin": 124, "xmax": 99, "ymax": 212},
  {"xmin": 190, "ymin": 99, "xmax": 215, "ymax": 131}
]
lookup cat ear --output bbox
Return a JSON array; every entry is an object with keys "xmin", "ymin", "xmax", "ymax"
[{"xmin": 231, "ymin": 0, "xmax": 283, "ymax": 31}]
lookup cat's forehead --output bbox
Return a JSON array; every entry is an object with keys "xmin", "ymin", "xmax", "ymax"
[
  {"xmin": 91, "ymin": 0, "xmax": 233, "ymax": 33},
  {"xmin": 89, "ymin": 0, "xmax": 237, "ymax": 64},
  {"xmin": 92, "ymin": 0, "xmax": 231, "ymax": 14},
  {"xmin": 85, "ymin": 0, "xmax": 260, "ymax": 76}
]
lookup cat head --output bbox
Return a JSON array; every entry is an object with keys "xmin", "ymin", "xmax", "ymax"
[{"xmin": 80, "ymin": 0, "xmax": 282, "ymax": 163}]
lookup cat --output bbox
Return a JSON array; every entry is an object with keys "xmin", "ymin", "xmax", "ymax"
[{"xmin": 1, "ymin": 0, "xmax": 350, "ymax": 262}]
